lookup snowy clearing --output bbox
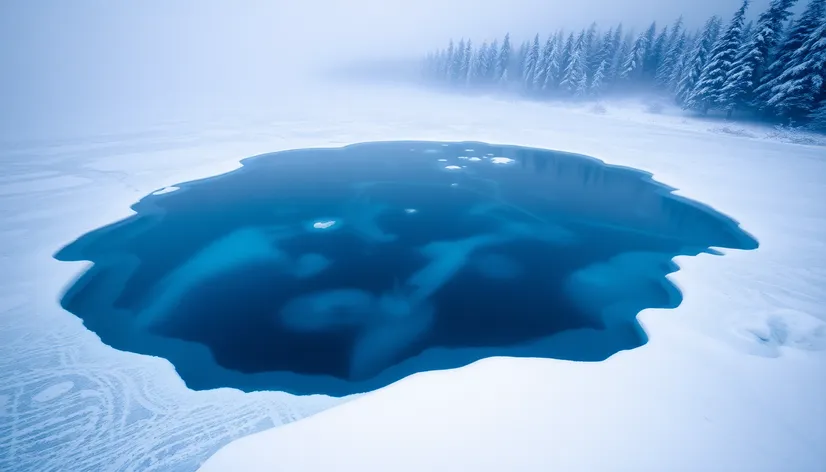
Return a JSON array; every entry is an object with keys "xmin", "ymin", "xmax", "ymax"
[{"xmin": 1, "ymin": 82, "xmax": 825, "ymax": 472}]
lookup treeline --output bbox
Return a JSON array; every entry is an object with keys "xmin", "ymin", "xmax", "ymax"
[{"xmin": 421, "ymin": 0, "xmax": 826, "ymax": 130}]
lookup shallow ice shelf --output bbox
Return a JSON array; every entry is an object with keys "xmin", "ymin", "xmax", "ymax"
[{"xmin": 55, "ymin": 141, "xmax": 758, "ymax": 397}]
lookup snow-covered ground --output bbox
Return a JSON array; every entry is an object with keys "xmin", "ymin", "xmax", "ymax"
[{"xmin": 1, "ymin": 82, "xmax": 825, "ymax": 472}]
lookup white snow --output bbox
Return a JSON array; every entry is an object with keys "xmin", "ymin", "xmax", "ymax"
[
  {"xmin": 151, "ymin": 186, "xmax": 179, "ymax": 195},
  {"xmin": 444, "ymin": 165, "xmax": 462, "ymax": 170},
  {"xmin": 31, "ymin": 381, "xmax": 75, "ymax": 403},
  {"xmin": 312, "ymin": 220, "xmax": 337, "ymax": 229},
  {"xmin": 490, "ymin": 157, "xmax": 515, "ymax": 165},
  {"xmin": 2, "ymin": 81, "xmax": 825, "ymax": 472}
]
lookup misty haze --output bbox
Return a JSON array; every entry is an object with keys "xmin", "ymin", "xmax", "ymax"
[{"xmin": 1, "ymin": 1, "xmax": 824, "ymax": 472}]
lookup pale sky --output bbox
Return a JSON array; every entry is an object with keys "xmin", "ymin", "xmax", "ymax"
[{"xmin": 0, "ymin": 0, "xmax": 797, "ymax": 140}]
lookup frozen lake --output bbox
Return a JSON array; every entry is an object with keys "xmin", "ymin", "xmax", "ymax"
[
  {"xmin": 1, "ymin": 83, "xmax": 824, "ymax": 472},
  {"xmin": 55, "ymin": 141, "xmax": 756, "ymax": 397}
]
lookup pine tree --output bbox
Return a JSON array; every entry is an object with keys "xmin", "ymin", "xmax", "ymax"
[
  {"xmin": 487, "ymin": 39, "xmax": 499, "ymax": 82},
  {"xmin": 676, "ymin": 17, "xmax": 721, "ymax": 104},
  {"xmin": 459, "ymin": 40, "xmax": 473, "ymax": 85},
  {"xmin": 474, "ymin": 42, "xmax": 489, "ymax": 86},
  {"xmin": 596, "ymin": 27, "xmax": 616, "ymax": 66},
  {"xmin": 722, "ymin": 0, "xmax": 799, "ymax": 117},
  {"xmin": 534, "ymin": 35, "xmax": 555, "ymax": 90},
  {"xmin": 516, "ymin": 41, "xmax": 530, "ymax": 84},
  {"xmin": 766, "ymin": 21, "xmax": 826, "ymax": 117},
  {"xmin": 524, "ymin": 34, "xmax": 541, "ymax": 89},
  {"xmin": 741, "ymin": 20, "xmax": 755, "ymax": 41},
  {"xmin": 655, "ymin": 17, "xmax": 685, "ymax": 87},
  {"xmin": 444, "ymin": 40, "xmax": 456, "ymax": 81},
  {"xmin": 591, "ymin": 60, "xmax": 608, "ymax": 96},
  {"xmin": 620, "ymin": 31, "xmax": 649, "ymax": 81},
  {"xmin": 756, "ymin": 0, "xmax": 825, "ymax": 110},
  {"xmin": 669, "ymin": 31, "xmax": 696, "ymax": 91},
  {"xmin": 641, "ymin": 22, "xmax": 659, "ymax": 76},
  {"xmin": 608, "ymin": 26, "xmax": 629, "ymax": 82},
  {"xmin": 560, "ymin": 33, "xmax": 576, "ymax": 75},
  {"xmin": 543, "ymin": 33, "xmax": 563, "ymax": 91},
  {"xmin": 647, "ymin": 25, "xmax": 669, "ymax": 78},
  {"xmin": 584, "ymin": 22, "xmax": 600, "ymax": 74},
  {"xmin": 561, "ymin": 40, "xmax": 588, "ymax": 96},
  {"xmin": 685, "ymin": 0, "xmax": 750, "ymax": 113},
  {"xmin": 451, "ymin": 39, "xmax": 466, "ymax": 84},
  {"xmin": 496, "ymin": 34, "xmax": 512, "ymax": 82}
]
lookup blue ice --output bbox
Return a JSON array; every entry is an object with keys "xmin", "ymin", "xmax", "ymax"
[
  {"xmin": 292, "ymin": 253, "xmax": 331, "ymax": 278},
  {"xmin": 136, "ymin": 228, "xmax": 284, "ymax": 328}
]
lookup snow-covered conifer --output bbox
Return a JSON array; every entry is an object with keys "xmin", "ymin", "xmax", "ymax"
[
  {"xmin": 655, "ymin": 17, "xmax": 685, "ymax": 87},
  {"xmin": 534, "ymin": 35, "xmax": 555, "ymax": 90},
  {"xmin": 591, "ymin": 60, "xmax": 608, "ymax": 95},
  {"xmin": 496, "ymin": 34, "xmax": 512, "ymax": 81},
  {"xmin": 756, "ymin": 0, "xmax": 825, "ymax": 109},
  {"xmin": 685, "ymin": 0, "xmax": 749, "ymax": 113},
  {"xmin": 721, "ymin": 0, "xmax": 799, "ymax": 116},
  {"xmin": 523, "ymin": 34, "xmax": 541, "ymax": 89},
  {"xmin": 766, "ymin": 21, "xmax": 826, "ymax": 117},
  {"xmin": 676, "ymin": 16, "xmax": 721, "ymax": 104},
  {"xmin": 620, "ymin": 31, "xmax": 649, "ymax": 81}
]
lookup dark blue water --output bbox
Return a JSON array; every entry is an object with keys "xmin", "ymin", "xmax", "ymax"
[{"xmin": 56, "ymin": 141, "xmax": 758, "ymax": 397}]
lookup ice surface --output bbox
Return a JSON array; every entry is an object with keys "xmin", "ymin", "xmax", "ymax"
[
  {"xmin": 279, "ymin": 289, "xmax": 375, "ymax": 332},
  {"xmin": 51, "ymin": 139, "xmax": 755, "ymax": 400},
  {"xmin": 152, "ymin": 186, "xmax": 179, "ymax": 196},
  {"xmin": 349, "ymin": 301, "xmax": 435, "ymax": 380},
  {"xmin": 135, "ymin": 227, "xmax": 283, "ymax": 329},
  {"xmin": 409, "ymin": 234, "xmax": 506, "ymax": 301},
  {"xmin": 2, "ymin": 82, "xmax": 825, "ymax": 472},
  {"xmin": 473, "ymin": 253, "xmax": 523, "ymax": 280},
  {"xmin": 292, "ymin": 253, "xmax": 331, "ymax": 278},
  {"xmin": 31, "ymin": 381, "xmax": 75, "ymax": 403}
]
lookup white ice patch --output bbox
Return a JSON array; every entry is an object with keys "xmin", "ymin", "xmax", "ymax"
[
  {"xmin": 312, "ymin": 220, "xmax": 337, "ymax": 230},
  {"xmin": 438, "ymin": 158, "xmax": 448, "ymax": 162},
  {"xmin": 444, "ymin": 165, "xmax": 462, "ymax": 170},
  {"xmin": 32, "ymin": 381, "xmax": 74, "ymax": 403},
  {"xmin": 404, "ymin": 208, "xmax": 418, "ymax": 214},
  {"xmin": 468, "ymin": 157, "xmax": 482, "ymax": 162},
  {"xmin": 152, "ymin": 186, "xmax": 179, "ymax": 196},
  {"xmin": 457, "ymin": 156, "xmax": 469, "ymax": 160},
  {"xmin": 491, "ymin": 157, "xmax": 515, "ymax": 165},
  {"xmin": 464, "ymin": 149, "xmax": 474, "ymax": 152}
]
